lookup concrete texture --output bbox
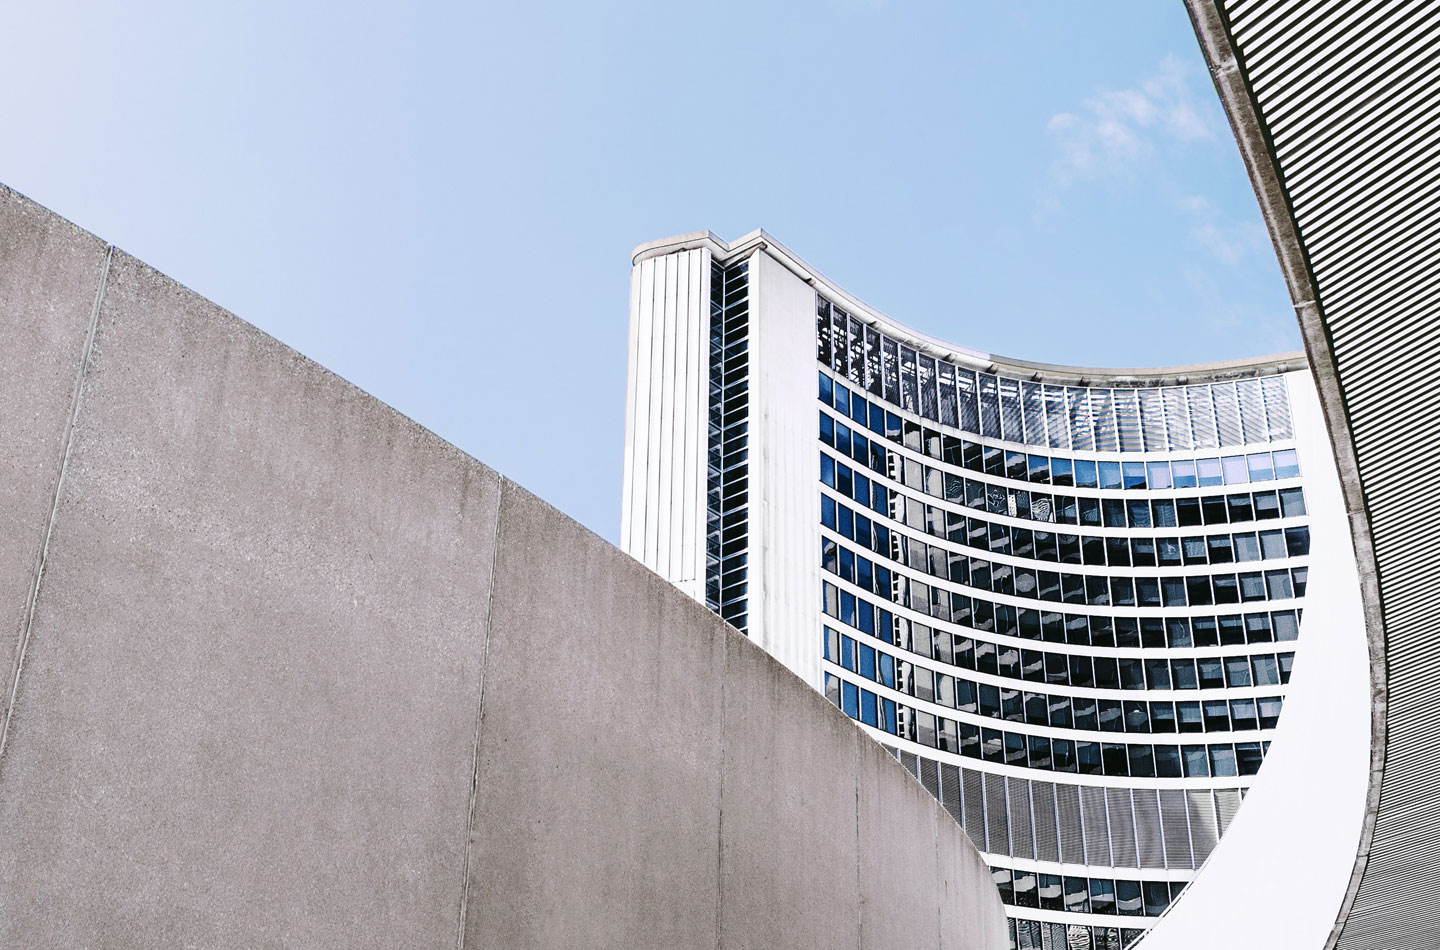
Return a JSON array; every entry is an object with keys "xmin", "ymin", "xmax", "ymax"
[{"xmin": 0, "ymin": 183, "xmax": 1007, "ymax": 950}]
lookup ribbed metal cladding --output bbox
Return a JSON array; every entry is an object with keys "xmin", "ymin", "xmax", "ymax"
[{"xmin": 1192, "ymin": 3, "xmax": 1440, "ymax": 946}]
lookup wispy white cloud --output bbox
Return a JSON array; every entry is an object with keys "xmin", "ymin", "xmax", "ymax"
[
  {"xmin": 1176, "ymin": 193, "xmax": 1270, "ymax": 266},
  {"xmin": 1046, "ymin": 55, "xmax": 1213, "ymax": 184}
]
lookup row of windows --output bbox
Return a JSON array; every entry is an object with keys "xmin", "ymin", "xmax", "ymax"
[
  {"xmin": 816, "ymin": 300, "xmax": 1293, "ymax": 451},
  {"xmin": 824, "ymin": 498, "xmax": 1309, "ymax": 609},
  {"xmin": 822, "ymin": 373, "xmax": 1300, "ymax": 487},
  {"xmin": 893, "ymin": 748, "xmax": 1239, "ymax": 871},
  {"xmin": 820, "ymin": 568, "xmax": 1302, "ymax": 655},
  {"xmin": 994, "ymin": 868, "xmax": 1181, "ymax": 917},
  {"xmin": 828, "ymin": 626, "xmax": 1285, "ymax": 733},
  {"xmin": 821, "ymin": 580, "xmax": 1297, "ymax": 683},
  {"xmin": 824, "ymin": 456, "xmax": 1310, "ymax": 571},
  {"xmin": 823, "ymin": 549, "xmax": 1307, "ymax": 653},
  {"xmin": 822, "ymin": 416, "xmax": 1309, "ymax": 531},
  {"xmin": 1007, "ymin": 919, "xmax": 1146, "ymax": 950},
  {"xmin": 828, "ymin": 673, "xmax": 1269, "ymax": 777}
]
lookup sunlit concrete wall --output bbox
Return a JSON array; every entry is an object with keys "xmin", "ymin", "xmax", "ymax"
[{"xmin": 0, "ymin": 184, "xmax": 1007, "ymax": 950}]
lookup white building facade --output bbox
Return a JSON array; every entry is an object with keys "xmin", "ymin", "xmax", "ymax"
[{"xmin": 621, "ymin": 230, "xmax": 1369, "ymax": 950}]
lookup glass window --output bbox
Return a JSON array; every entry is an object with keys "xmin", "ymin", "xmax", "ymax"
[
  {"xmin": 1183, "ymin": 745, "xmax": 1210, "ymax": 777},
  {"xmin": 1150, "ymin": 702, "xmax": 1176, "ymax": 733},
  {"xmin": 1155, "ymin": 744, "xmax": 1182, "ymax": 778},
  {"xmin": 1013, "ymin": 868, "xmax": 1038, "ymax": 908},
  {"xmin": 1170, "ymin": 659, "xmax": 1198, "ymax": 690},
  {"xmin": 1225, "ymin": 657, "xmax": 1253, "ymax": 688},
  {"xmin": 1111, "ymin": 880, "xmax": 1146, "ymax": 915},
  {"xmin": 1064, "ymin": 876, "xmax": 1091, "ymax": 915},
  {"xmin": 1272, "ymin": 610, "xmax": 1300, "ymax": 641},
  {"xmin": 1227, "ymin": 493, "xmax": 1254, "ymax": 522},
  {"xmin": 1177, "ymin": 702, "xmax": 1203, "ymax": 733},
  {"xmin": 1253, "ymin": 655, "xmax": 1280, "ymax": 686},
  {"xmin": 1273, "ymin": 449, "xmax": 1300, "ymax": 478},
  {"xmin": 1210, "ymin": 744, "xmax": 1238, "ymax": 777},
  {"xmin": 1266, "ymin": 570, "xmax": 1295, "ymax": 600},
  {"xmin": 1074, "ymin": 459, "xmax": 1098, "ymax": 488},
  {"xmin": 1197, "ymin": 457, "xmax": 1223, "ymax": 487},
  {"xmin": 1222, "ymin": 455, "xmax": 1248, "ymax": 484},
  {"xmin": 1147, "ymin": 461, "xmax": 1173, "ymax": 490},
  {"xmin": 1152, "ymin": 499, "xmax": 1178, "ymax": 528},
  {"xmin": 1279, "ymin": 487, "xmax": 1306, "ymax": 517},
  {"xmin": 1028, "ymin": 454, "xmax": 1050, "ymax": 483},
  {"xmin": 1198, "ymin": 658, "xmax": 1225, "ymax": 689},
  {"xmin": 1090, "ymin": 879, "xmax": 1117, "ymax": 916},
  {"xmin": 1233, "ymin": 532, "xmax": 1260, "ymax": 561},
  {"xmin": 1191, "ymin": 616, "xmax": 1219, "ymax": 647},
  {"xmin": 1259, "ymin": 697, "xmax": 1283, "ymax": 729},
  {"xmin": 1051, "ymin": 457, "xmax": 1073, "ymax": 486},
  {"xmin": 1123, "ymin": 461, "xmax": 1147, "ymax": 489},
  {"xmin": 1143, "ymin": 881, "xmax": 1172, "ymax": 917},
  {"xmin": 1098, "ymin": 461, "xmax": 1122, "ymax": 490},
  {"xmin": 860, "ymin": 689, "xmax": 878, "ymax": 726},
  {"xmin": 1172, "ymin": 458, "xmax": 1198, "ymax": 488},
  {"xmin": 1230, "ymin": 698, "xmax": 1257, "ymax": 730},
  {"xmin": 1247, "ymin": 452, "xmax": 1274, "ymax": 481},
  {"xmin": 1236, "ymin": 742, "xmax": 1264, "ymax": 775},
  {"xmin": 1039, "ymin": 873, "xmax": 1064, "ymax": 911},
  {"xmin": 1218, "ymin": 614, "xmax": 1245, "ymax": 645}
]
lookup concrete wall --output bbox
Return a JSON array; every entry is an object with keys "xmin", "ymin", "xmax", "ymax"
[{"xmin": 0, "ymin": 184, "xmax": 1007, "ymax": 950}]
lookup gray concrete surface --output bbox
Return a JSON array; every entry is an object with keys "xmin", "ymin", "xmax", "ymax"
[{"xmin": 0, "ymin": 182, "xmax": 1007, "ymax": 949}]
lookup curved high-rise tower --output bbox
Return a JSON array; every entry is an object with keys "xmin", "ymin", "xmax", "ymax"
[{"xmin": 620, "ymin": 230, "xmax": 1366, "ymax": 950}]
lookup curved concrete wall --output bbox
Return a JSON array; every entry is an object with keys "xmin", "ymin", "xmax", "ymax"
[{"xmin": 0, "ymin": 184, "xmax": 1007, "ymax": 950}]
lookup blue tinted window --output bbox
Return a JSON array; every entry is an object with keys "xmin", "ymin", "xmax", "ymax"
[
  {"xmin": 1221, "ymin": 455, "xmax": 1248, "ymax": 484},
  {"xmin": 1147, "ymin": 461, "xmax": 1172, "ymax": 489},
  {"xmin": 1074, "ymin": 459, "xmax": 1098, "ymax": 488},
  {"xmin": 859, "ymin": 689, "xmax": 877, "ymax": 726},
  {"xmin": 820, "ymin": 454, "xmax": 834, "ymax": 487},
  {"xmin": 858, "ymin": 643, "xmax": 876, "ymax": 680},
  {"xmin": 1172, "ymin": 459, "xmax": 1197, "ymax": 488},
  {"xmin": 841, "ymin": 681, "xmax": 859, "ymax": 718},
  {"xmin": 819, "ymin": 371, "xmax": 833, "ymax": 404},
  {"xmin": 1098, "ymin": 461, "xmax": 1122, "ymax": 490},
  {"xmin": 833, "ymin": 384, "xmax": 850, "ymax": 417},
  {"xmin": 1197, "ymin": 458, "xmax": 1223, "ymax": 486},
  {"xmin": 1247, "ymin": 452, "xmax": 1274, "ymax": 481},
  {"xmin": 1273, "ymin": 449, "xmax": 1300, "ymax": 478},
  {"xmin": 1122, "ymin": 461, "xmax": 1147, "ymax": 489}
]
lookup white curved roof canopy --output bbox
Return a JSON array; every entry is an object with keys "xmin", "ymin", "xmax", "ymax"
[{"xmin": 1187, "ymin": 2, "xmax": 1440, "ymax": 948}]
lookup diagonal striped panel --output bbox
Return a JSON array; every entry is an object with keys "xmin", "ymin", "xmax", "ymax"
[{"xmin": 1190, "ymin": 2, "xmax": 1440, "ymax": 947}]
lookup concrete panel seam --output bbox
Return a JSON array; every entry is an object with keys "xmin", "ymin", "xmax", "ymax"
[
  {"xmin": 853, "ymin": 748, "xmax": 863, "ymax": 950},
  {"xmin": 455, "ymin": 477, "xmax": 506, "ymax": 950},
  {"xmin": 714, "ymin": 638, "xmax": 727, "ymax": 950},
  {"xmin": 0, "ymin": 243, "xmax": 113, "ymax": 776}
]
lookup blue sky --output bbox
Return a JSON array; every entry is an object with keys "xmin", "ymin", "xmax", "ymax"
[{"xmin": 2, "ymin": 1, "xmax": 1296, "ymax": 542}]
